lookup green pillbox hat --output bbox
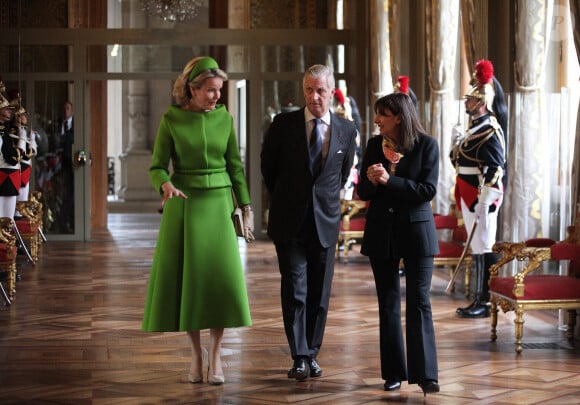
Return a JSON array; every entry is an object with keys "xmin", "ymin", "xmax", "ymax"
[{"xmin": 188, "ymin": 56, "xmax": 219, "ymax": 82}]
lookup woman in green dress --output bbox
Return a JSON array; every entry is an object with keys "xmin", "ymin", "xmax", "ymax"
[{"xmin": 142, "ymin": 56, "xmax": 254, "ymax": 385}]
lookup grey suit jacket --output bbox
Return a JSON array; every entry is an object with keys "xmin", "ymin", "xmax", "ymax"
[{"xmin": 261, "ymin": 108, "xmax": 357, "ymax": 247}]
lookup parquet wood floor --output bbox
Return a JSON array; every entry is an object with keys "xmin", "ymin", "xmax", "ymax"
[{"xmin": 1, "ymin": 213, "xmax": 579, "ymax": 404}]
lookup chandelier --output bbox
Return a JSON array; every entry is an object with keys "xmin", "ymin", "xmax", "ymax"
[{"xmin": 141, "ymin": 0, "xmax": 205, "ymax": 22}]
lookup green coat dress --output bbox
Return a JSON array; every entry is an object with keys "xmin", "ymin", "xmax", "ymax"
[{"xmin": 142, "ymin": 104, "xmax": 252, "ymax": 331}]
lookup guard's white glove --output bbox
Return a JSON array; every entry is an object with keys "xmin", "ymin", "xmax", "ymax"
[
  {"xmin": 451, "ymin": 124, "xmax": 465, "ymax": 146},
  {"xmin": 474, "ymin": 202, "xmax": 490, "ymax": 219},
  {"xmin": 242, "ymin": 206, "xmax": 255, "ymax": 242},
  {"xmin": 474, "ymin": 185, "xmax": 503, "ymax": 225},
  {"xmin": 30, "ymin": 131, "xmax": 38, "ymax": 156},
  {"xmin": 17, "ymin": 127, "xmax": 27, "ymax": 151},
  {"xmin": 479, "ymin": 185, "xmax": 503, "ymax": 205}
]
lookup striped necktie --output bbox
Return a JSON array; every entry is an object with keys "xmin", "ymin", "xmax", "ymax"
[{"xmin": 309, "ymin": 118, "xmax": 323, "ymax": 175}]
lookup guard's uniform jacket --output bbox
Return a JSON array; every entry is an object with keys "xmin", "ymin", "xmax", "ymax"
[
  {"xmin": 19, "ymin": 126, "xmax": 37, "ymax": 190},
  {"xmin": 450, "ymin": 113, "xmax": 505, "ymax": 212},
  {"xmin": 0, "ymin": 119, "xmax": 24, "ymax": 196}
]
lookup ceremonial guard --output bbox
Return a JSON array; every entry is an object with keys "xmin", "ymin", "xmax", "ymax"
[
  {"xmin": 0, "ymin": 83, "xmax": 25, "ymax": 219},
  {"xmin": 450, "ymin": 60, "xmax": 508, "ymax": 318},
  {"xmin": 12, "ymin": 100, "xmax": 38, "ymax": 211}
]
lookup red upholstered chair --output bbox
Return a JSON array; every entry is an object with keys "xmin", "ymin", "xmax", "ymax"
[
  {"xmin": 15, "ymin": 199, "xmax": 42, "ymax": 263},
  {"xmin": 0, "ymin": 217, "xmax": 18, "ymax": 303},
  {"xmin": 337, "ymin": 199, "xmax": 368, "ymax": 263},
  {"xmin": 489, "ymin": 221, "xmax": 580, "ymax": 354},
  {"xmin": 433, "ymin": 210, "xmax": 472, "ymax": 296}
]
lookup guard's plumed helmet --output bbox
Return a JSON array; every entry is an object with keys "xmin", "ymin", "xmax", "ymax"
[
  {"xmin": 395, "ymin": 75, "xmax": 410, "ymax": 95},
  {"xmin": 394, "ymin": 75, "xmax": 418, "ymax": 111},
  {"xmin": 332, "ymin": 88, "xmax": 353, "ymax": 121},
  {"xmin": 8, "ymin": 89, "xmax": 25, "ymax": 115},
  {"xmin": 465, "ymin": 59, "xmax": 495, "ymax": 112}
]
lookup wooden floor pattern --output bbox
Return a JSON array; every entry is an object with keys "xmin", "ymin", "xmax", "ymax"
[{"xmin": 1, "ymin": 213, "xmax": 579, "ymax": 404}]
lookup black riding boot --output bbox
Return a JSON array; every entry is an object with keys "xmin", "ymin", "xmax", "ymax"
[
  {"xmin": 456, "ymin": 254, "xmax": 481, "ymax": 314},
  {"xmin": 456, "ymin": 254, "xmax": 490, "ymax": 318},
  {"xmin": 481, "ymin": 252, "xmax": 499, "ymax": 301}
]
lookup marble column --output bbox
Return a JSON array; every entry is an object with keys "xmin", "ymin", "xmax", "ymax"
[{"xmin": 117, "ymin": 0, "xmax": 159, "ymax": 202}]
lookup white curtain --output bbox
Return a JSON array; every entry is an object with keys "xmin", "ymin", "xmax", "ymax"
[
  {"xmin": 426, "ymin": 0, "xmax": 460, "ymax": 215},
  {"xmin": 500, "ymin": 0, "xmax": 553, "ymax": 242}
]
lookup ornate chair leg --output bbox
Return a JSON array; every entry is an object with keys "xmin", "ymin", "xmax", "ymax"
[
  {"xmin": 30, "ymin": 237, "xmax": 38, "ymax": 262},
  {"xmin": 343, "ymin": 238, "xmax": 350, "ymax": 263},
  {"xmin": 8, "ymin": 263, "xmax": 16, "ymax": 301},
  {"xmin": 514, "ymin": 307, "xmax": 525, "ymax": 354},
  {"xmin": 490, "ymin": 298, "xmax": 498, "ymax": 342}
]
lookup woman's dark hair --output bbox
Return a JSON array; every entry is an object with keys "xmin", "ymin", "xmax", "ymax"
[
  {"xmin": 407, "ymin": 87, "xmax": 419, "ymax": 112},
  {"xmin": 374, "ymin": 92, "xmax": 426, "ymax": 153}
]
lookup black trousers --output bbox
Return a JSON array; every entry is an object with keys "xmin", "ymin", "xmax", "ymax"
[
  {"xmin": 369, "ymin": 255, "xmax": 438, "ymax": 384},
  {"xmin": 274, "ymin": 209, "xmax": 335, "ymax": 360}
]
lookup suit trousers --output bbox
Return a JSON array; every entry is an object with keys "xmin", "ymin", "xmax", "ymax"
[
  {"xmin": 369, "ymin": 255, "xmax": 438, "ymax": 384},
  {"xmin": 274, "ymin": 208, "xmax": 336, "ymax": 360}
]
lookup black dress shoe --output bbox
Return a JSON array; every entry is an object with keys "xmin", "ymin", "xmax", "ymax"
[
  {"xmin": 307, "ymin": 358, "xmax": 322, "ymax": 378},
  {"xmin": 287, "ymin": 358, "xmax": 309, "ymax": 381},
  {"xmin": 383, "ymin": 380, "xmax": 401, "ymax": 391},
  {"xmin": 456, "ymin": 300, "xmax": 477, "ymax": 314},
  {"xmin": 456, "ymin": 301, "xmax": 490, "ymax": 318},
  {"xmin": 418, "ymin": 380, "xmax": 440, "ymax": 397}
]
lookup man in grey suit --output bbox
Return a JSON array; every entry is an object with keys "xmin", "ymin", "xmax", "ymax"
[{"xmin": 261, "ymin": 65, "xmax": 357, "ymax": 381}]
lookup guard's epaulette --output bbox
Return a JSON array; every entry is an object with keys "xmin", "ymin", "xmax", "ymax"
[
  {"xmin": 488, "ymin": 115, "xmax": 501, "ymax": 132},
  {"xmin": 488, "ymin": 116, "xmax": 506, "ymax": 157}
]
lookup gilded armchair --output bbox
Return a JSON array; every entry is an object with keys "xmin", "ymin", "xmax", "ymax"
[
  {"xmin": 15, "ymin": 198, "xmax": 42, "ymax": 263},
  {"xmin": 489, "ymin": 219, "xmax": 580, "ymax": 354}
]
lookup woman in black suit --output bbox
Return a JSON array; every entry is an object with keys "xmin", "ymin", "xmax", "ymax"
[{"xmin": 357, "ymin": 93, "xmax": 440, "ymax": 396}]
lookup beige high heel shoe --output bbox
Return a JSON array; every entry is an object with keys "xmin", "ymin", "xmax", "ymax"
[
  {"xmin": 206, "ymin": 348, "xmax": 225, "ymax": 385},
  {"xmin": 187, "ymin": 350, "xmax": 203, "ymax": 383},
  {"xmin": 188, "ymin": 373, "xmax": 203, "ymax": 383}
]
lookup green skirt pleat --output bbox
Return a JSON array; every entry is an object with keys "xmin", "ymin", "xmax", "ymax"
[{"xmin": 142, "ymin": 186, "xmax": 252, "ymax": 331}]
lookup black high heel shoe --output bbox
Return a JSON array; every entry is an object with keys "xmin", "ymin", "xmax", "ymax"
[
  {"xmin": 418, "ymin": 380, "xmax": 440, "ymax": 397},
  {"xmin": 383, "ymin": 379, "xmax": 401, "ymax": 391}
]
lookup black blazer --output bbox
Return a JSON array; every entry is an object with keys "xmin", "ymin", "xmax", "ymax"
[
  {"xmin": 357, "ymin": 134, "xmax": 439, "ymax": 258},
  {"xmin": 261, "ymin": 108, "xmax": 357, "ymax": 248}
]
